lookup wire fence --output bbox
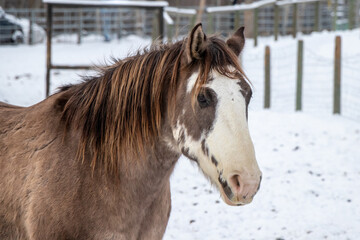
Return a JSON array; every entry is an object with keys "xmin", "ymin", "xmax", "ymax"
[
  {"xmin": 342, "ymin": 52, "xmax": 360, "ymax": 120},
  {"xmin": 1, "ymin": 8, "xmax": 158, "ymax": 44},
  {"xmin": 244, "ymin": 34, "xmax": 360, "ymax": 122}
]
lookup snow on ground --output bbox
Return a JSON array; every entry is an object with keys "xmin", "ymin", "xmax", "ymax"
[{"xmin": 1, "ymin": 30, "xmax": 360, "ymax": 239}]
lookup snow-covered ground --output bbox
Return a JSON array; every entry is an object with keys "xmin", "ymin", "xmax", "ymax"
[{"xmin": 0, "ymin": 30, "xmax": 360, "ymax": 239}]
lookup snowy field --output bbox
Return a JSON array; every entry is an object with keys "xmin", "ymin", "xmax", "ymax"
[{"xmin": 1, "ymin": 30, "xmax": 360, "ymax": 239}]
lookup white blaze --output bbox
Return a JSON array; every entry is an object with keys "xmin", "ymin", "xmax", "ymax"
[
  {"xmin": 204, "ymin": 71, "xmax": 260, "ymax": 179},
  {"xmin": 177, "ymin": 70, "xmax": 261, "ymax": 197}
]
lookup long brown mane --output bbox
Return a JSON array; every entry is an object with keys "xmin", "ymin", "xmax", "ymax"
[{"xmin": 57, "ymin": 36, "xmax": 245, "ymax": 175}]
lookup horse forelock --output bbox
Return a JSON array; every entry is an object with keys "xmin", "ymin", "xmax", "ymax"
[{"xmin": 56, "ymin": 35, "xmax": 247, "ymax": 177}]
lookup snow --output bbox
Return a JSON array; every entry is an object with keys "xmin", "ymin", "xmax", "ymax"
[
  {"xmin": 206, "ymin": 0, "xmax": 321, "ymax": 13},
  {"xmin": 163, "ymin": 11, "xmax": 174, "ymax": 25},
  {"xmin": 277, "ymin": 0, "xmax": 320, "ymax": 6},
  {"xmin": 165, "ymin": 7, "xmax": 197, "ymax": 15},
  {"xmin": 207, "ymin": 0, "xmax": 276, "ymax": 13},
  {"xmin": 1, "ymin": 29, "xmax": 360, "ymax": 239},
  {"xmin": 43, "ymin": 0, "xmax": 168, "ymax": 8},
  {"xmin": 0, "ymin": 7, "xmax": 5, "ymax": 18}
]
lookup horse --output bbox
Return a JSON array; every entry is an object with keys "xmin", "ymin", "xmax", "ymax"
[{"xmin": 0, "ymin": 23, "xmax": 262, "ymax": 240}]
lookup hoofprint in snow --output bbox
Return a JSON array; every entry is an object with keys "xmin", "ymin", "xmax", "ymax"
[{"xmin": 1, "ymin": 30, "xmax": 360, "ymax": 239}]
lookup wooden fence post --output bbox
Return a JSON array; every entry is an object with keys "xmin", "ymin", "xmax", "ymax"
[
  {"xmin": 296, "ymin": 40, "xmax": 304, "ymax": 111},
  {"xmin": 253, "ymin": 8, "xmax": 258, "ymax": 47},
  {"xmin": 264, "ymin": 46, "xmax": 271, "ymax": 109},
  {"xmin": 292, "ymin": 3, "xmax": 297, "ymax": 38},
  {"xmin": 333, "ymin": 36, "xmax": 341, "ymax": 114},
  {"xmin": 314, "ymin": 0, "xmax": 320, "ymax": 32},
  {"xmin": 274, "ymin": 2, "xmax": 279, "ymax": 41}
]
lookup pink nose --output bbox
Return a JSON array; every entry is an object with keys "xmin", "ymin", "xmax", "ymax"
[{"xmin": 228, "ymin": 173, "xmax": 262, "ymax": 202}]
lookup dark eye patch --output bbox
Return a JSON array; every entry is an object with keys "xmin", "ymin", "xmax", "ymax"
[
  {"xmin": 241, "ymin": 88, "xmax": 252, "ymax": 105},
  {"xmin": 197, "ymin": 88, "xmax": 215, "ymax": 108},
  {"xmin": 237, "ymin": 79, "xmax": 252, "ymax": 105}
]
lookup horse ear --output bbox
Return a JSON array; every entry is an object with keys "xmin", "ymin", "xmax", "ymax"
[
  {"xmin": 226, "ymin": 26, "xmax": 245, "ymax": 57},
  {"xmin": 185, "ymin": 23, "xmax": 207, "ymax": 62}
]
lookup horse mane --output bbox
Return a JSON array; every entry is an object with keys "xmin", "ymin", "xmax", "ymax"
[{"xmin": 56, "ymin": 36, "xmax": 245, "ymax": 176}]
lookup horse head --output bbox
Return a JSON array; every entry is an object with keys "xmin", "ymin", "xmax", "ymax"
[{"xmin": 170, "ymin": 24, "xmax": 262, "ymax": 206}]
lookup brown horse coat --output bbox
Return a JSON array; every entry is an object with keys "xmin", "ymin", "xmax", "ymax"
[{"xmin": 0, "ymin": 98, "xmax": 178, "ymax": 239}]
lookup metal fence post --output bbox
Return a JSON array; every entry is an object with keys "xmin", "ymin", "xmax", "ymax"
[
  {"xmin": 348, "ymin": 0, "xmax": 355, "ymax": 29},
  {"xmin": 234, "ymin": 11, "xmax": 240, "ymax": 30},
  {"xmin": 253, "ymin": 8, "xmax": 258, "ymax": 47},
  {"xmin": 264, "ymin": 45, "xmax": 271, "ymax": 109},
  {"xmin": 117, "ymin": 9, "xmax": 122, "ymax": 39},
  {"xmin": 314, "ymin": 0, "xmax": 320, "ymax": 32},
  {"xmin": 296, "ymin": 40, "xmax": 303, "ymax": 111},
  {"xmin": 158, "ymin": 7, "xmax": 164, "ymax": 43},
  {"xmin": 292, "ymin": 3, "xmax": 297, "ymax": 38},
  {"xmin": 190, "ymin": 15, "xmax": 196, "ymax": 28},
  {"xmin": 332, "ymin": 0, "xmax": 338, "ymax": 31},
  {"xmin": 274, "ymin": 2, "xmax": 279, "ymax": 41},
  {"xmin": 152, "ymin": 12, "xmax": 157, "ymax": 41},
  {"xmin": 77, "ymin": 9, "xmax": 83, "ymax": 44},
  {"xmin": 167, "ymin": 23, "xmax": 173, "ymax": 42},
  {"xmin": 46, "ymin": 4, "xmax": 53, "ymax": 98},
  {"xmin": 333, "ymin": 36, "xmax": 341, "ymax": 114},
  {"xmin": 207, "ymin": 13, "xmax": 214, "ymax": 34},
  {"xmin": 29, "ymin": 10, "xmax": 34, "ymax": 45}
]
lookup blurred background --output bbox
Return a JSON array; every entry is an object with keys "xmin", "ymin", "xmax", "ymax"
[
  {"xmin": 0, "ymin": 0, "xmax": 359, "ymax": 239},
  {"xmin": 0, "ymin": 0, "xmax": 358, "ymax": 43}
]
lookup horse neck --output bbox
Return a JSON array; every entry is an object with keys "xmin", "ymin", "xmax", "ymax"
[{"xmin": 117, "ymin": 123, "xmax": 180, "ymax": 194}]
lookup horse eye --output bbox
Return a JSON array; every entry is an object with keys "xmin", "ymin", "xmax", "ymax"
[{"xmin": 197, "ymin": 93, "xmax": 209, "ymax": 108}]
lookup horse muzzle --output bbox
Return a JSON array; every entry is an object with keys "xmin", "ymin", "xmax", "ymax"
[{"xmin": 219, "ymin": 172, "xmax": 262, "ymax": 206}]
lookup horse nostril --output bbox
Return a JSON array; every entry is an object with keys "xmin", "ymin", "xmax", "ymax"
[{"xmin": 228, "ymin": 174, "xmax": 242, "ymax": 193}]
